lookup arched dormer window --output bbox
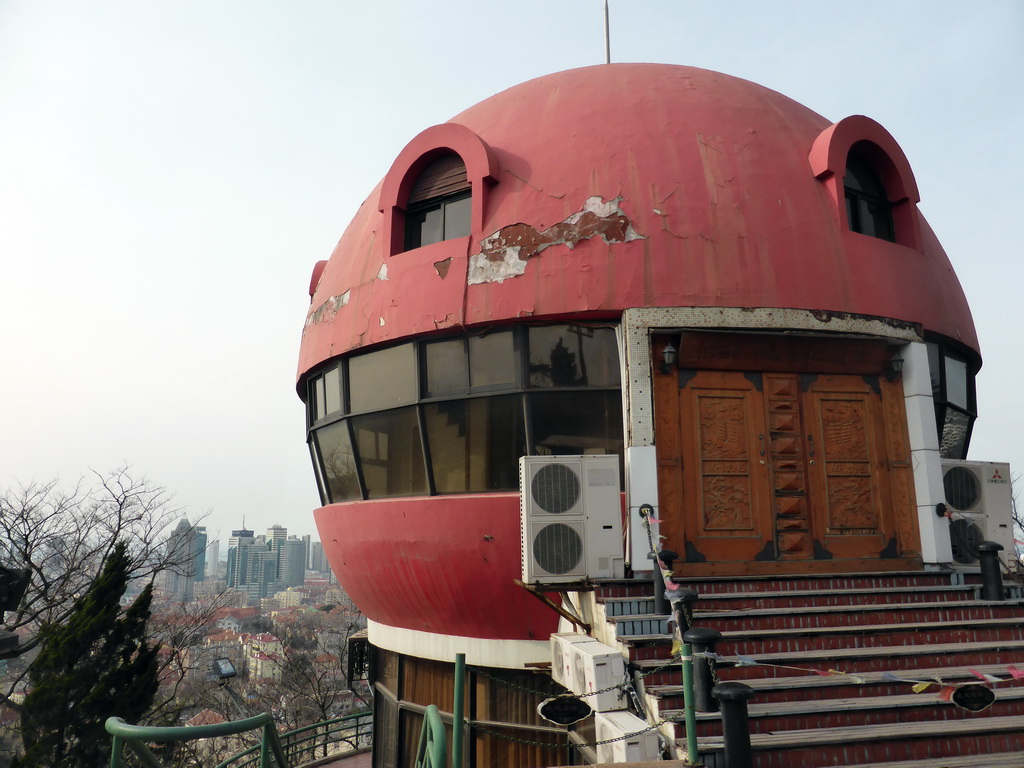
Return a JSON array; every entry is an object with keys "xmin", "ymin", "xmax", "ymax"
[
  {"xmin": 810, "ymin": 115, "xmax": 920, "ymax": 249},
  {"xmin": 404, "ymin": 153, "xmax": 472, "ymax": 251},
  {"xmin": 378, "ymin": 123, "xmax": 500, "ymax": 257},
  {"xmin": 844, "ymin": 149, "xmax": 894, "ymax": 242}
]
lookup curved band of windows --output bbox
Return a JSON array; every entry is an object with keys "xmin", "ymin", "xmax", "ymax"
[{"xmin": 306, "ymin": 325, "xmax": 624, "ymax": 504}]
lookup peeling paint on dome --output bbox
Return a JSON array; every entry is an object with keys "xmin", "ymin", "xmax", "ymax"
[
  {"xmin": 467, "ymin": 196, "xmax": 645, "ymax": 285},
  {"xmin": 304, "ymin": 290, "xmax": 350, "ymax": 330}
]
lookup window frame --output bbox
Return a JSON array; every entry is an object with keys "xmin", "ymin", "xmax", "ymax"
[
  {"xmin": 925, "ymin": 339, "xmax": 979, "ymax": 460},
  {"xmin": 303, "ymin": 324, "xmax": 623, "ymax": 503},
  {"xmin": 377, "ymin": 123, "xmax": 500, "ymax": 258}
]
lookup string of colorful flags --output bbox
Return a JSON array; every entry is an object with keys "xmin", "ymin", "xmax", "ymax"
[{"xmin": 688, "ymin": 649, "xmax": 1024, "ymax": 711}]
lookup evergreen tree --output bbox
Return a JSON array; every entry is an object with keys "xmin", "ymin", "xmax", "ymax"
[{"xmin": 14, "ymin": 541, "xmax": 159, "ymax": 768}]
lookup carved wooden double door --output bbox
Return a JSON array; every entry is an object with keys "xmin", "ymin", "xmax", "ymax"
[{"xmin": 654, "ymin": 337, "xmax": 920, "ymax": 574}]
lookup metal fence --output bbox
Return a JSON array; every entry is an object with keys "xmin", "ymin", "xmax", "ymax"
[{"xmin": 107, "ymin": 710, "xmax": 373, "ymax": 768}]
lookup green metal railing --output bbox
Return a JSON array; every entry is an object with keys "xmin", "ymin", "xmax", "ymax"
[
  {"xmin": 412, "ymin": 705, "xmax": 446, "ymax": 768},
  {"xmin": 106, "ymin": 710, "xmax": 373, "ymax": 768},
  {"xmin": 218, "ymin": 712, "xmax": 373, "ymax": 768},
  {"xmin": 107, "ymin": 712, "xmax": 289, "ymax": 768}
]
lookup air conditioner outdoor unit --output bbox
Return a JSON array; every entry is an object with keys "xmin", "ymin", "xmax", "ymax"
[
  {"xmin": 570, "ymin": 640, "xmax": 627, "ymax": 712},
  {"xmin": 594, "ymin": 710, "xmax": 661, "ymax": 763},
  {"xmin": 941, "ymin": 460, "xmax": 1014, "ymax": 566},
  {"xmin": 520, "ymin": 455, "xmax": 622, "ymax": 585},
  {"xmin": 550, "ymin": 633, "xmax": 597, "ymax": 691}
]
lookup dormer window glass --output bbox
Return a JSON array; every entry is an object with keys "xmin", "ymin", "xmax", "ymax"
[
  {"xmin": 844, "ymin": 152, "xmax": 895, "ymax": 242},
  {"xmin": 404, "ymin": 154, "xmax": 471, "ymax": 251}
]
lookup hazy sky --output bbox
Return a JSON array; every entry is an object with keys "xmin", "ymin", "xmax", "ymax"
[{"xmin": 1, "ymin": 2, "xmax": 1021, "ymax": 544}]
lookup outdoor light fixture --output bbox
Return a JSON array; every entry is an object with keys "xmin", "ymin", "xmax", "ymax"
[
  {"xmin": 660, "ymin": 343, "xmax": 678, "ymax": 375},
  {"xmin": 212, "ymin": 658, "xmax": 237, "ymax": 680},
  {"xmin": 885, "ymin": 355, "xmax": 904, "ymax": 382}
]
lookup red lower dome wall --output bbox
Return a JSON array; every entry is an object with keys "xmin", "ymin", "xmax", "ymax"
[{"xmin": 314, "ymin": 493, "xmax": 560, "ymax": 640}]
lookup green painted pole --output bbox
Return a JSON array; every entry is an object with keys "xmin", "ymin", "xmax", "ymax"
[
  {"xmin": 452, "ymin": 653, "xmax": 465, "ymax": 768},
  {"xmin": 682, "ymin": 642, "xmax": 700, "ymax": 765}
]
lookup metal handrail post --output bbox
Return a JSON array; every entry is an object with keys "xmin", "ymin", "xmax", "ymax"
[
  {"xmin": 109, "ymin": 734, "xmax": 123, "ymax": 768},
  {"xmin": 264, "ymin": 721, "xmax": 290, "ymax": 768},
  {"xmin": 452, "ymin": 652, "xmax": 465, "ymax": 768},
  {"xmin": 681, "ymin": 641, "xmax": 700, "ymax": 765}
]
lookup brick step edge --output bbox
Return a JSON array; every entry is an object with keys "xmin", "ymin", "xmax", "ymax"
[
  {"xmin": 655, "ymin": 685, "xmax": 1024, "ymax": 721},
  {"xmin": 831, "ymin": 751, "xmax": 1024, "ymax": 768},
  {"xmin": 644, "ymin": 661, "xmax": 1021, "ymax": 697},
  {"xmin": 695, "ymin": 713, "xmax": 1024, "ymax": 751},
  {"xmin": 599, "ymin": 585, "xmax": 976, "ymax": 605}
]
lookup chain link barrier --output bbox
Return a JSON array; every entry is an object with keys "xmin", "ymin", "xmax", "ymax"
[{"xmin": 471, "ymin": 719, "xmax": 672, "ymax": 749}]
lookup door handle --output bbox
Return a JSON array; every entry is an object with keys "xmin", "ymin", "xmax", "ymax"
[
  {"xmin": 807, "ymin": 434, "xmax": 815, "ymax": 459},
  {"xmin": 758, "ymin": 434, "xmax": 766, "ymax": 457}
]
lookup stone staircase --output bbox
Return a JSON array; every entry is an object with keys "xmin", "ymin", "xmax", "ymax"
[{"xmin": 591, "ymin": 570, "xmax": 1024, "ymax": 767}]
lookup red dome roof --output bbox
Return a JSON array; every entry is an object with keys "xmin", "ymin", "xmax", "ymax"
[{"xmin": 299, "ymin": 64, "xmax": 977, "ymax": 378}]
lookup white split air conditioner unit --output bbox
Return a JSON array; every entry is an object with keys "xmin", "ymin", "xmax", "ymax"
[
  {"xmin": 594, "ymin": 710, "xmax": 661, "ymax": 764},
  {"xmin": 550, "ymin": 633, "xmax": 598, "ymax": 691},
  {"xmin": 941, "ymin": 460, "xmax": 1014, "ymax": 565},
  {"xmin": 520, "ymin": 455, "xmax": 623, "ymax": 585},
  {"xmin": 570, "ymin": 640, "xmax": 627, "ymax": 712}
]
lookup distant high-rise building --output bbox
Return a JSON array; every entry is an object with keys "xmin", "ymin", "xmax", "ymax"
[
  {"xmin": 279, "ymin": 538, "xmax": 307, "ymax": 588},
  {"xmin": 227, "ymin": 528, "xmax": 256, "ymax": 589},
  {"xmin": 161, "ymin": 518, "xmax": 204, "ymax": 601},
  {"xmin": 194, "ymin": 526, "xmax": 208, "ymax": 582},
  {"xmin": 309, "ymin": 541, "xmax": 329, "ymax": 574},
  {"xmin": 267, "ymin": 524, "xmax": 287, "ymax": 544},
  {"xmin": 206, "ymin": 539, "xmax": 220, "ymax": 577}
]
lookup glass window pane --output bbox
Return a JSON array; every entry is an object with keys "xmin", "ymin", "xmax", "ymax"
[
  {"xmin": 412, "ymin": 206, "xmax": 444, "ymax": 248},
  {"xmin": 314, "ymin": 421, "xmax": 361, "ymax": 502},
  {"xmin": 944, "ymin": 356, "xmax": 969, "ymax": 409},
  {"xmin": 314, "ymin": 376, "xmax": 326, "ymax": 421},
  {"xmin": 424, "ymin": 395, "xmax": 525, "ymax": 493},
  {"xmin": 469, "ymin": 332, "xmax": 516, "ymax": 388},
  {"xmin": 529, "ymin": 325, "xmax": 619, "ymax": 387},
  {"xmin": 349, "ymin": 345, "xmax": 417, "ymax": 413},
  {"xmin": 324, "ymin": 366, "xmax": 343, "ymax": 415},
  {"xmin": 352, "ymin": 407, "xmax": 426, "ymax": 498},
  {"xmin": 939, "ymin": 407, "xmax": 972, "ymax": 460},
  {"xmin": 425, "ymin": 339, "xmax": 469, "ymax": 396},
  {"xmin": 443, "ymin": 195, "xmax": 471, "ymax": 239},
  {"xmin": 528, "ymin": 391, "xmax": 624, "ymax": 478}
]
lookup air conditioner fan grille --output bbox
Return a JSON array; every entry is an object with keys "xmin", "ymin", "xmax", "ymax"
[
  {"xmin": 530, "ymin": 463, "xmax": 581, "ymax": 514},
  {"xmin": 944, "ymin": 466, "xmax": 981, "ymax": 511},
  {"xmin": 533, "ymin": 523, "xmax": 583, "ymax": 575},
  {"xmin": 949, "ymin": 518, "xmax": 983, "ymax": 565}
]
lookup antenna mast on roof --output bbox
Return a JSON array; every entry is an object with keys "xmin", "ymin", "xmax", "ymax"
[{"xmin": 604, "ymin": 0, "xmax": 611, "ymax": 64}]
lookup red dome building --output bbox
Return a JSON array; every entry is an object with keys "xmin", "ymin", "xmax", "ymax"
[{"xmin": 297, "ymin": 64, "xmax": 980, "ymax": 765}]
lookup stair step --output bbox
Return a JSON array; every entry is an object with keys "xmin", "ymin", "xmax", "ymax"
[
  {"xmin": 695, "ymin": 714, "xmax": 1024, "ymax": 767},
  {"xmin": 600, "ymin": 586, "xmax": 981, "ymax": 617},
  {"xmin": 696, "ymin": 585, "xmax": 978, "ymax": 610},
  {"xmin": 646, "ymin": 662, "xmax": 1022, "ymax": 706},
  {"xmin": 833, "ymin": 751, "xmax": 1024, "ymax": 768},
  {"xmin": 607, "ymin": 601, "xmax": 1024, "ymax": 633},
  {"xmin": 673, "ymin": 571, "xmax": 963, "ymax": 595},
  {"xmin": 697, "ymin": 600, "xmax": 1024, "ymax": 628},
  {"xmin": 667, "ymin": 687, "xmax": 1024, "ymax": 737},
  {"xmin": 630, "ymin": 639, "xmax": 1024, "ymax": 687}
]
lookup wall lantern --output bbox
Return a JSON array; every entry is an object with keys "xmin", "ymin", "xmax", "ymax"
[
  {"xmin": 660, "ymin": 343, "xmax": 678, "ymax": 375},
  {"xmin": 885, "ymin": 355, "xmax": 904, "ymax": 382}
]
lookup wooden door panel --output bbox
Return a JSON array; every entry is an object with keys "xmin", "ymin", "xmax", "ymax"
[
  {"xmin": 680, "ymin": 371, "xmax": 771, "ymax": 562},
  {"xmin": 802, "ymin": 375, "xmax": 891, "ymax": 559}
]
